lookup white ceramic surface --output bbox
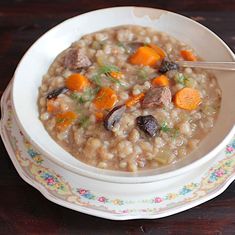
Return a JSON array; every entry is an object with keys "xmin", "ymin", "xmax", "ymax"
[
  {"xmin": 1, "ymin": 83, "xmax": 235, "ymax": 220},
  {"xmin": 11, "ymin": 7, "xmax": 235, "ymax": 183}
]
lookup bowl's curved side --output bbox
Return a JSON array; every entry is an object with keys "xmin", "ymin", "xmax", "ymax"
[
  {"xmin": 11, "ymin": 6, "xmax": 235, "ymax": 183},
  {"xmin": 1, "ymin": 84, "xmax": 235, "ymax": 220}
]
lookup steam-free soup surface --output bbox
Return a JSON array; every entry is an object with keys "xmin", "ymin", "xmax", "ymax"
[{"xmin": 38, "ymin": 25, "xmax": 221, "ymax": 172}]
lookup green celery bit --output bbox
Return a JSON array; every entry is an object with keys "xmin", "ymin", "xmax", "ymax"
[
  {"xmin": 90, "ymin": 74, "xmax": 102, "ymax": 86},
  {"xmin": 117, "ymin": 42, "xmax": 125, "ymax": 48},
  {"xmin": 56, "ymin": 117, "xmax": 65, "ymax": 123},
  {"xmin": 83, "ymin": 87, "xmax": 100, "ymax": 100},
  {"xmin": 91, "ymin": 41, "xmax": 101, "ymax": 50},
  {"xmin": 70, "ymin": 87, "xmax": 100, "ymax": 105},
  {"xmin": 185, "ymin": 77, "xmax": 196, "ymax": 88},
  {"xmin": 104, "ymin": 74, "xmax": 124, "ymax": 86},
  {"xmin": 117, "ymin": 42, "xmax": 128, "ymax": 52},
  {"xmin": 175, "ymin": 73, "xmax": 188, "ymax": 86},
  {"xmin": 161, "ymin": 121, "xmax": 171, "ymax": 132},
  {"xmin": 137, "ymin": 67, "xmax": 148, "ymax": 80},
  {"xmin": 91, "ymin": 64, "xmax": 125, "ymax": 86},
  {"xmin": 99, "ymin": 64, "xmax": 120, "ymax": 74},
  {"xmin": 79, "ymin": 115, "xmax": 90, "ymax": 128},
  {"xmin": 160, "ymin": 121, "xmax": 179, "ymax": 139},
  {"xmin": 70, "ymin": 93, "xmax": 79, "ymax": 104}
]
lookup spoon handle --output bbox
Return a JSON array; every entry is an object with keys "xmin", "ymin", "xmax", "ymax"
[{"xmin": 177, "ymin": 61, "xmax": 235, "ymax": 71}]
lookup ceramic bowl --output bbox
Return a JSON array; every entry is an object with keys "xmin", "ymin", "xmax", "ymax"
[{"xmin": 11, "ymin": 7, "xmax": 235, "ymax": 183}]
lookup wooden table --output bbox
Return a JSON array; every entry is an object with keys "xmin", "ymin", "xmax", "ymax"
[{"xmin": 0, "ymin": 1, "xmax": 234, "ymax": 234}]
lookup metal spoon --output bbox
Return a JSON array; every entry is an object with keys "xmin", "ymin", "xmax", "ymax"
[{"xmin": 177, "ymin": 61, "xmax": 235, "ymax": 71}]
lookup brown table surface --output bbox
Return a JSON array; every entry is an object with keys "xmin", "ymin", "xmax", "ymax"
[{"xmin": 0, "ymin": 1, "xmax": 235, "ymax": 234}]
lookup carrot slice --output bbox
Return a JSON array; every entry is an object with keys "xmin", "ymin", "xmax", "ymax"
[
  {"xmin": 95, "ymin": 112, "xmax": 104, "ymax": 121},
  {"xmin": 126, "ymin": 93, "xmax": 145, "ymax": 108},
  {"xmin": 180, "ymin": 50, "xmax": 197, "ymax": 61},
  {"xmin": 129, "ymin": 46, "xmax": 161, "ymax": 66},
  {"xmin": 149, "ymin": 44, "xmax": 166, "ymax": 59},
  {"xmin": 174, "ymin": 87, "xmax": 201, "ymax": 110},
  {"xmin": 152, "ymin": 75, "xmax": 169, "ymax": 87},
  {"xmin": 65, "ymin": 73, "xmax": 90, "ymax": 91},
  {"xmin": 47, "ymin": 99, "xmax": 59, "ymax": 113},
  {"xmin": 55, "ymin": 111, "xmax": 78, "ymax": 131},
  {"xmin": 93, "ymin": 87, "xmax": 117, "ymax": 110}
]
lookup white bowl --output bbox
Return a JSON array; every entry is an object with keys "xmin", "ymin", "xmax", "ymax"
[{"xmin": 11, "ymin": 7, "xmax": 235, "ymax": 183}]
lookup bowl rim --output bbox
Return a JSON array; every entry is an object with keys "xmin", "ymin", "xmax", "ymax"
[{"xmin": 11, "ymin": 6, "xmax": 235, "ymax": 184}]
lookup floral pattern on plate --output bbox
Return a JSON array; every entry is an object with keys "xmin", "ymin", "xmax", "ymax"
[{"xmin": 1, "ymin": 85, "xmax": 234, "ymax": 219}]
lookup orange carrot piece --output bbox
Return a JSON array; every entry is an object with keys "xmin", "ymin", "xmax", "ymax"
[
  {"xmin": 149, "ymin": 44, "xmax": 166, "ymax": 59},
  {"xmin": 174, "ymin": 87, "xmax": 201, "ymax": 110},
  {"xmin": 180, "ymin": 50, "xmax": 197, "ymax": 61},
  {"xmin": 65, "ymin": 73, "xmax": 90, "ymax": 91},
  {"xmin": 95, "ymin": 112, "xmax": 104, "ymax": 121},
  {"xmin": 109, "ymin": 71, "xmax": 124, "ymax": 79},
  {"xmin": 93, "ymin": 87, "xmax": 117, "ymax": 110},
  {"xmin": 55, "ymin": 111, "xmax": 78, "ymax": 131},
  {"xmin": 125, "ymin": 93, "xmax": 145, "ymax": 108},
  {"xmin": 129, "ymin": 46, "xmax": 161, "ymax": 66},
  {"xmin": 47, "ymin": 99, "xmax": 59, "ymax": 113},
  {"xmin": 152, "ymin": 75, "xmax": 169, "ymax": 87}
]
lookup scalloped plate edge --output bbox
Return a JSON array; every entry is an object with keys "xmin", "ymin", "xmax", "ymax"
[{"xmin": 0, "ymin": 82, "xmax": 235, "ymax": 220}]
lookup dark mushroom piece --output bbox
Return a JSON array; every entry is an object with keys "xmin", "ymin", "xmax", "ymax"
[
  {"xmin": 136, "ymin": 115, "xmax": 160, "ymax": 137},
  {"xmin": 159, "ymin": 59, "xmax": 179, "ymax": 74},
  {"xmin": 46, "ymin": 87, "xmax": 69, "ymax": 99},
  {"xmin": 104, "ymin": 105, "xmax": 126, "ymax": 131}
]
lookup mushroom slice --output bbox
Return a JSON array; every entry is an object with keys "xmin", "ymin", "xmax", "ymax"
[
  {"xmin": 136, "ymin": 115, "xmax": 160, "ymax": 137},
  {"xmin": 159, "ymin": 59, "xmax": 179, "ymax": 73},
  {"xmin": 104, "ymin": 105, "xmax": 126, "ymax": 131},
  {"xmin": 46, "ymin": 87, "xmax": 69, "ymax": 99}
]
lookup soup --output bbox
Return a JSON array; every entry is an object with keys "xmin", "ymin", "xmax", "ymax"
[{"xmin": 38, "ymin": 25, "xmax": 221, "ymax": 172}]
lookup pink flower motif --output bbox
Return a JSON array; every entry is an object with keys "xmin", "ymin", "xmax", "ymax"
[
  {"xmin": 47, "ymin": 178, "xmax": 55, "ymax": 184},
  {"xmin": 78, "ymin": 189, "xmax": 88, "ymax": 195},
  {"xmin": 154, "ymin": 197, "xmax": 163, "ymax": 203},
  {"xmin": 122, "ymin": 209, "xmax": 129, "ymax": 213},
  {"xmin": 98, "ymin": 196, "xmax": 106, "ymax": 203},
  {"xmin": 215, "ymin": 169, "xmax": 225, "ymax": 177},
  {"xmin": 226, "ymin": 146, "xmax": 233, "ymax": 153}
]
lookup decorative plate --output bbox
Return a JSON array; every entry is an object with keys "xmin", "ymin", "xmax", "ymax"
[{"xmin": 1, "ymin": 82, "xmax": 235, "ymax": 220}]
